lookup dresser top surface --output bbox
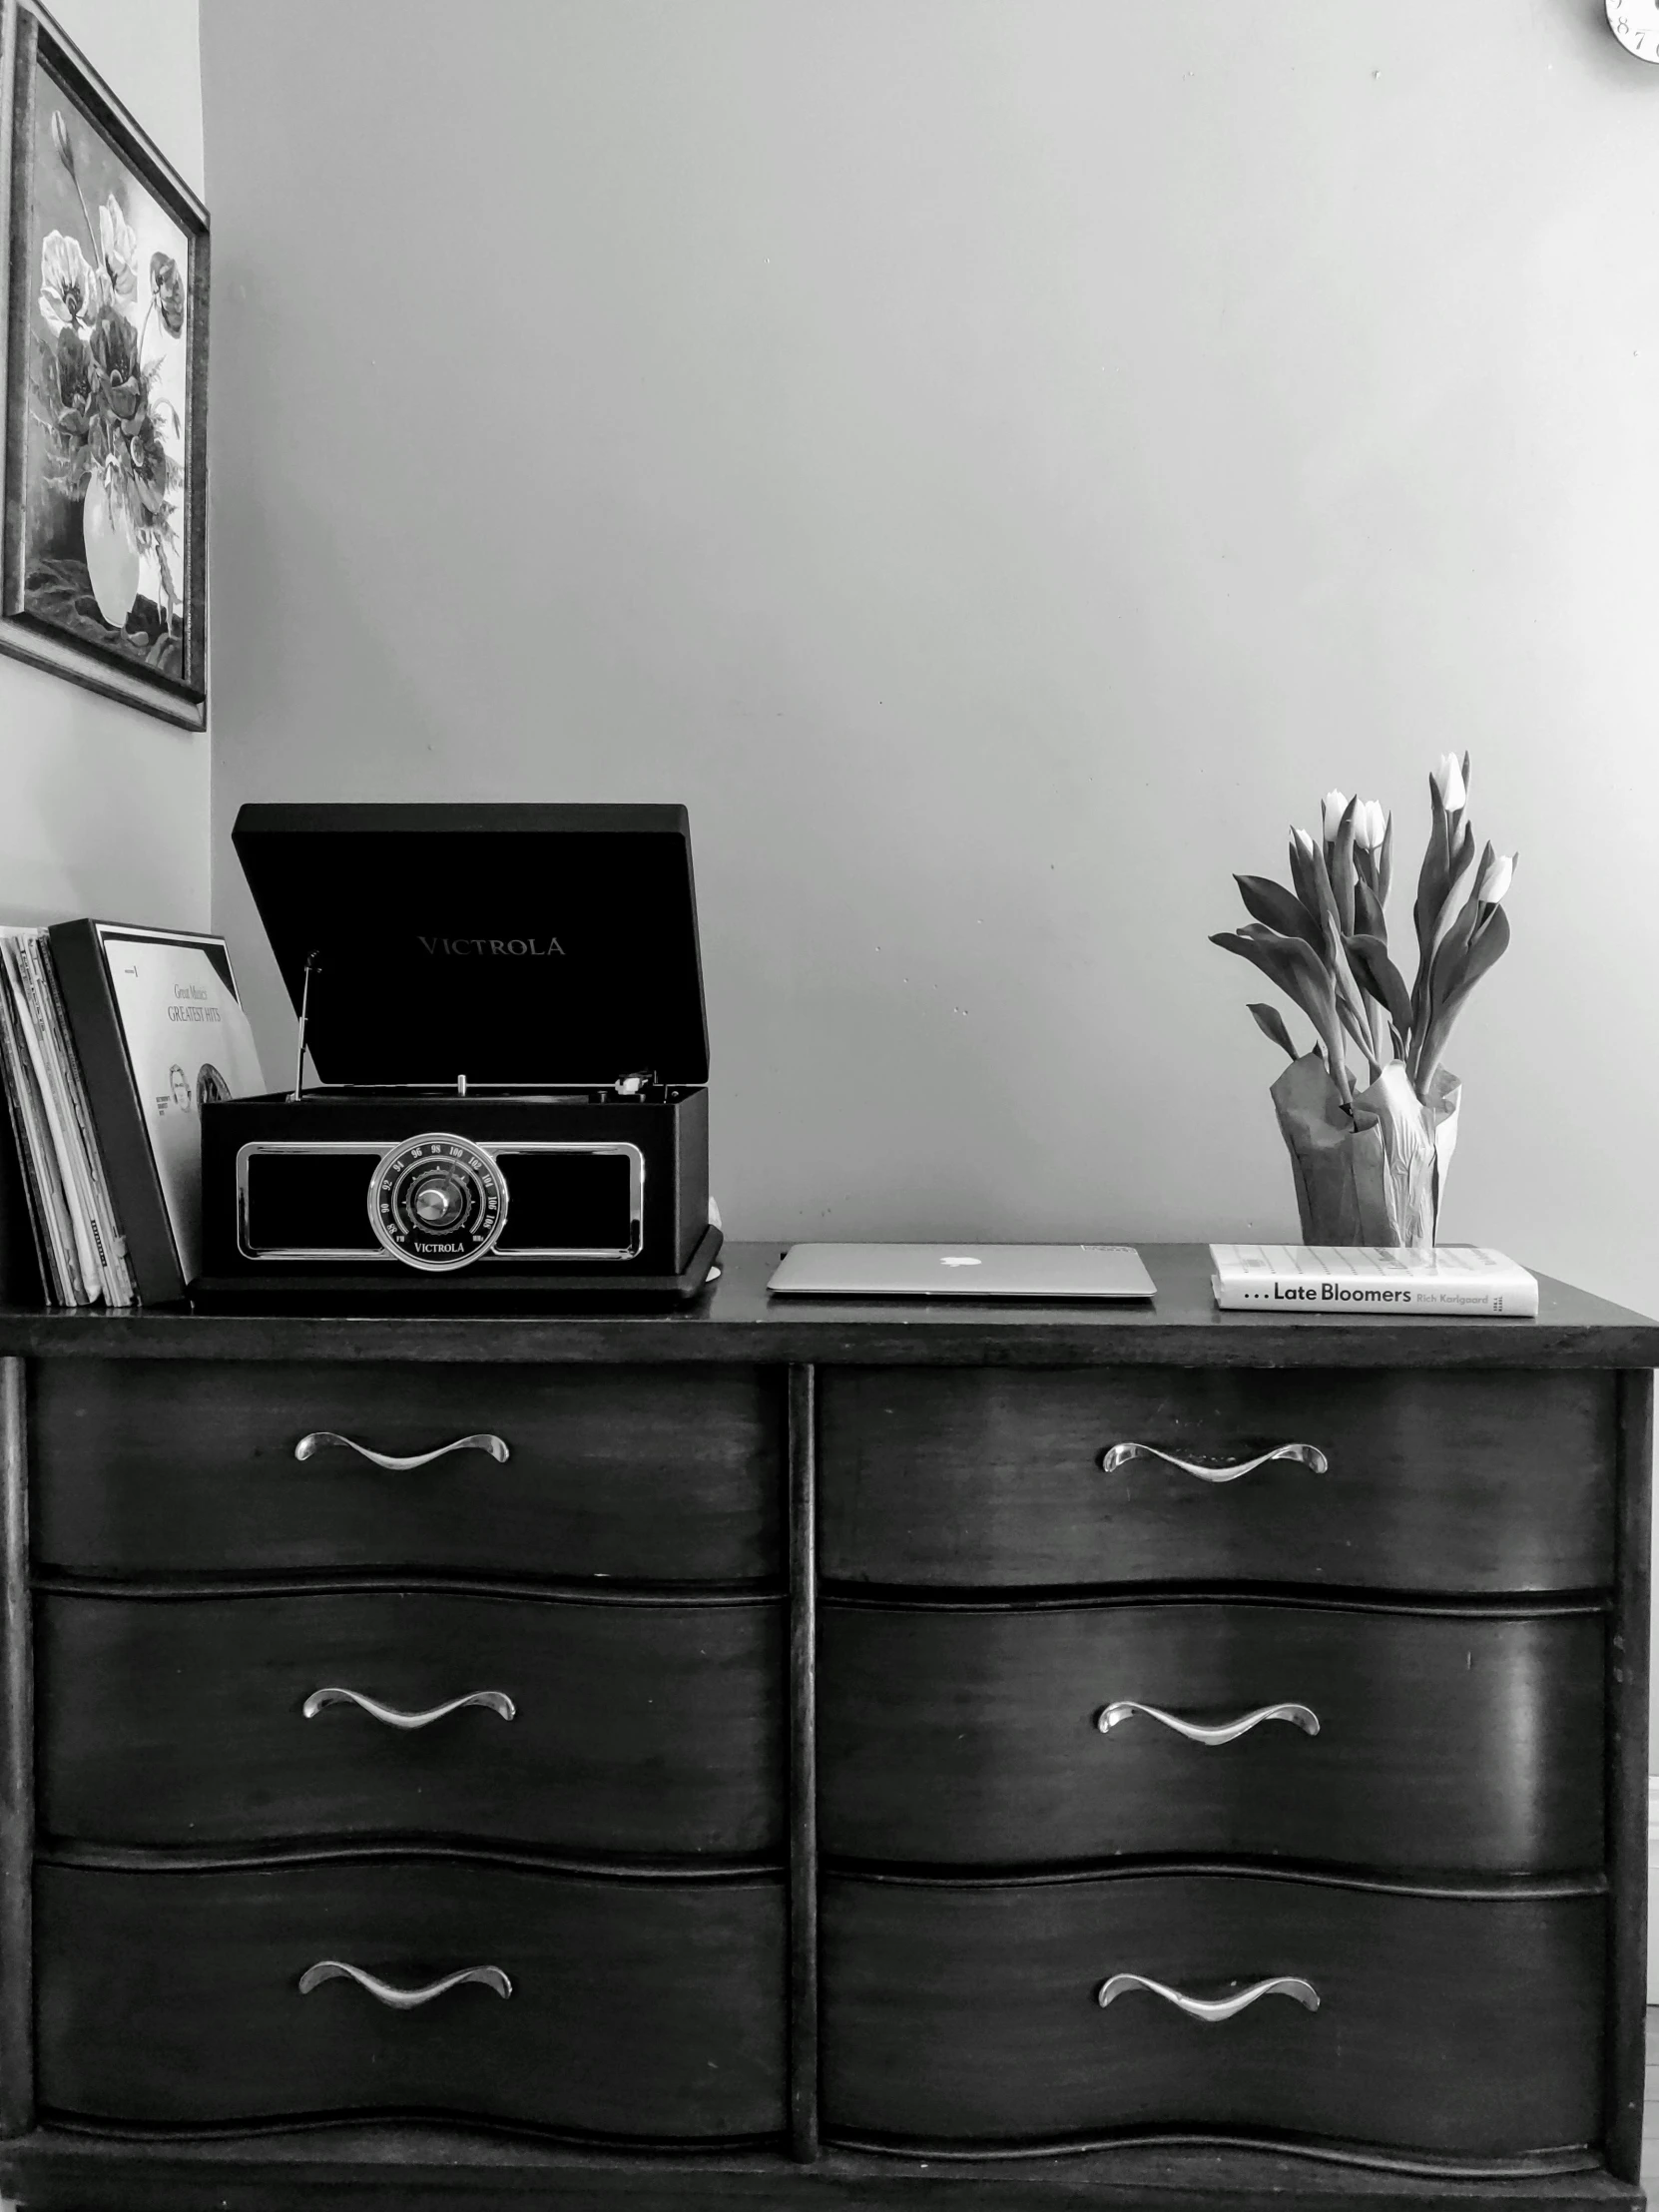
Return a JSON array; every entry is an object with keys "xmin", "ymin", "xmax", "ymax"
[{"xmin": 0, "ymin": 1243, "xmax": 1650, "ymax": 1367}]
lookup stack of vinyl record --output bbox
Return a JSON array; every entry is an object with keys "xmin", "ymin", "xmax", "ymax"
[
  {"xmin": 0, "ymin": 918, "xmax": 265, "ymax": 1310},
  {"xmin": 0, "ymin": 928, "xmax": 134, "ymax": 1307}
]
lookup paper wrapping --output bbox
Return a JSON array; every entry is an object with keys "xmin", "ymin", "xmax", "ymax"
[{"xmin": 1270, "ymin": 1055, "xmax": 1460, "ymax": 1252}]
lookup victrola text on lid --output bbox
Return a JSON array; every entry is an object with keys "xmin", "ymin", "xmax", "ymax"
[{"xmin": 194, "ymin": 803, "xmax": 719, "ymax": 1306}]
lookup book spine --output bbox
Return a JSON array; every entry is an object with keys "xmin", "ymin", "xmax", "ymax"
[{"xmin": 1214, "ymin": 1281, "xmax": 1538, "ymax": 1318}]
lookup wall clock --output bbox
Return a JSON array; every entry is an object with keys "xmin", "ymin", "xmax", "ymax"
[{"xmin": 1609, "ymin": 0, "xmax": 1659, "ymax": 61}]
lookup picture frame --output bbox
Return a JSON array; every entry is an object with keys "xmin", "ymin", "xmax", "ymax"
[{"xmin": 0, "ymin": 0, "xmax": 207, "ymax": 729}]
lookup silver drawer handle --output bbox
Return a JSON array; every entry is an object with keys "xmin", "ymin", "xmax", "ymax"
[
  {"xmin": 1099, "ymin": 1440, "xmax": 1328, "ymax": 1483},
  {"xmin": 293, "ymin": 1430, "xmax": 510, "ymax": 1471},
  {"xmin": 298, "ymin": 1960, "xmax": 512, "ymax": 2007},
  {"xmin": 1097, "ymin": 1700, "xmax": 1319, "ymax": 1745},
  {"xmin": 1097, "ymin": 1973, "xmax": 1319, "ymax": 2020},
  {"xmin": 302, "ymin": 1687, "xmax": 516, "ymax": 1729}
]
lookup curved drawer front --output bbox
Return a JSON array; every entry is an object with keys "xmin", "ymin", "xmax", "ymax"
[
  {"xmin": 39, "ymin": 1589, "xmax": 783, "ymax": 1857},
  {"xmin": 819, "ymin": 1600, "xmax": 1604, "ymax": 1874},
  {"xmin": 37, "ymin": 1860, "xmax": 786, "ymax": 2139},
  {"xmin": 33, "ymin": 1362, "xmax": 782, "ymax": 1582},
  {"xmin": 822, "ymin": 1872, "xmax": 1603, "ymax": 2158},
  {"xmin": 820, "ymin": 1368, "xmax": 1613, "ymax": 1592}
]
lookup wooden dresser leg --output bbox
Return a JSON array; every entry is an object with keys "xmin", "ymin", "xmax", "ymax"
[
  {"xmin": 1607, "ymin": 1368, "xmax": 1652, "ymax": 2184},
  {"xmin": 788, "ymin": 1362, "xmax": 820, "ymax": 2162},
  {"xmin": 0, "ymin": 1359, "xmax": 29, "ymax": 2138}
]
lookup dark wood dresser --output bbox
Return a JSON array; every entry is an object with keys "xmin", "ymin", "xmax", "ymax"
[{"xmin": 0, "ymin": 1243, "xmax": 1651, "ymax": 2212}]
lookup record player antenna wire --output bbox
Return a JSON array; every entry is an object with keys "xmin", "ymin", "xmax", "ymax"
[{"xmin": 290, "ymin": 951, "xmax": 320, "ymax": 1103}]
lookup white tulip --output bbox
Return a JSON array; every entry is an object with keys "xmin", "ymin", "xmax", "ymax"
[
  {"xmin": 1321, "ymin": 790, "xmax": 1349, "ymax": 842},
  {"xmin": 1354, "ymin": 799, "xmax": 1387, "ymax": 851},
  {"xmin": 1432, "ymin": 753, "xmax": 1466, "ymax": 812},
  {"xmin": 1476, "ymin": 851, "xmax": 1514, "ymax": 905}
]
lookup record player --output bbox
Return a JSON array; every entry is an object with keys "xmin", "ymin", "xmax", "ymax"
[{"xmin": 194, "ymin": 803, "xmax": 721, "ymax": 1308}]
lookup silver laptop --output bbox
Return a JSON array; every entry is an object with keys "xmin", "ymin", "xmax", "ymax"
[{"xmin": 767, "ymin": 1243, "xmax": 1156, "ymax": 1301}]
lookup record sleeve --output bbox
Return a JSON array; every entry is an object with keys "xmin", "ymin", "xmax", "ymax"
[{"xmin": 48, "ymin": 920, "xmax": 266, "ymax": 1303}]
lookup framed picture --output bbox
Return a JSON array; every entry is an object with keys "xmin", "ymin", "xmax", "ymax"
[{"xmin": 0, "ymin": 0, "xmax": 206, "ymax": 729}]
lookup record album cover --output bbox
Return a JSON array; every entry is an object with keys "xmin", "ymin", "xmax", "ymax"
[{"xmin": 49, "ymin": 920, "xmax": 265, "ymax": 1299}]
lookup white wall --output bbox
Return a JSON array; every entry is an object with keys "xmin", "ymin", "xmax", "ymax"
[
  {"xmin": 0, "ymin": 0, "xmax": 206, "ymax": 933},
  {"xmin": 200, "ymin": 0, "xmax": 1659, "ymax": 1310}
]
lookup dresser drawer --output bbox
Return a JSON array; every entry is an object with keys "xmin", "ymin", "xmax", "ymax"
[
  {"xmin": 33, "ymin": 1363, "xmax": 782, "ymax": 1581},
  {"xmin": 819, "ymin": 1598, "xmax": 1604, "ymax": 1874},
  {"xmin": 820, "ymin": 1368, "xmax": 1614, "ymax": 1592},
  {"xmin": 36, "ymin": 1860, "xmax": 786, "ymax": 2138},
  {"xmin": 39, "ymin": 1588, "xmax": 783, "ymax": 1858},
  {"xmin": 822, "ymin": 1872, "xmax": 1603, "ymax": 2157}
]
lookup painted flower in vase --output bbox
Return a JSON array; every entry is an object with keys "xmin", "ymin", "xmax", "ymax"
[
  {"xmin": 27, "ymin": 107, "xmax": 185, "ymax": 663},
  {"xmin": 1211, "ymin": 756, "xmax": 1515, "ymax": 1249}
]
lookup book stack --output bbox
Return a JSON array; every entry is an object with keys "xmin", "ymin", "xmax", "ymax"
[
  {"xmin": 0, "ymin": 928, "xmax": 134, "ymax": 1306},
  {"xmin": 1210, "ymin": 1243, "xmax": 1539, "ymax": 1319}
]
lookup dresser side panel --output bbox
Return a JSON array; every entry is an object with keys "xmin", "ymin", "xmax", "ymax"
[
  {"xmin": 0, "ymin": 1357, "xmax": 27, "ymax": 2135},
  {"xmin": 1605, "ymin": 1369, "xmax": 1652, "ymax": 2182}
]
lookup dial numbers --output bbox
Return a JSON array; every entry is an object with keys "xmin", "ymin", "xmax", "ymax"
[{"xmin": 368, "ymin": 1133, "xmax": 508, "ymax": 1272}]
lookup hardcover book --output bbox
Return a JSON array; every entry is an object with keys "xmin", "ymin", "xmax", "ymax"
[{"xmin": 1210, "ymin": 1243, "xmax": 1538, "ymax": 1319}]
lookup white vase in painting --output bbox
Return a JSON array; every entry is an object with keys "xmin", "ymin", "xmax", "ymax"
[{"xmin": 82, "ymin": 473, "xmax": 140, "ymax": 628}]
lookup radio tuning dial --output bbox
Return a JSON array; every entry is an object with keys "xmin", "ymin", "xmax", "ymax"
[
  {"xmin": 413, "ymin": 1174, "xmax": 464, "ymax": 1227},
  {"xmin": 368, "ymin": 1133, "xmax": 508, "ymax": 1271}
]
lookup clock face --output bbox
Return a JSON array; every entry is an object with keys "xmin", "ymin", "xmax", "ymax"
[{"xmin": 1609, "ymin": 0, "xmax": 1659, "ymax": 61}]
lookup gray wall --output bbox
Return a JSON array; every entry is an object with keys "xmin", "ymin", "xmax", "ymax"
[
  {"xmin": 201, "ymin": 1, "xmax": 1659, "ymax": 1303},
  {"xmin": 0, "ymin": 0, "xmax": 205, "ymax": 933}
]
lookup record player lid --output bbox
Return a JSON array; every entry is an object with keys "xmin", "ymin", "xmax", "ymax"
[{"xmin": 232, "ymin": 804, "xmax": 710, "ymax": 1088}]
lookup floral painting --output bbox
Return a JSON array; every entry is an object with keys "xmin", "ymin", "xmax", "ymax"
[
  {"xmin": 25, "ymin": 93, "xmax": 190, "ymax": 676},
  {"xmin": 0, "ymin": 2, "xmax": 207, "ymax": 727}
]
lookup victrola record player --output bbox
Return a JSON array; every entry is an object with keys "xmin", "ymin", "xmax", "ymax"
[{"xmin": 194, "ymin": 803, "xmax": 720, "ymax": 1307}]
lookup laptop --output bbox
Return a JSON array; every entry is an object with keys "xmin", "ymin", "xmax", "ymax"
[{"xmin": 766, "ymin": 1243, "xmax": 1156, "ymax": 1301}]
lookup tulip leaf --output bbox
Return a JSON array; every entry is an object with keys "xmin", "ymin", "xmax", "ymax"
[
  {"xmin": 1445, "ymin": 898, "xmax": 1510, "ymax": 1006},
  {"xmin": 1413, "ymin": 904, "xmax": 1510, "ymax": 1093},
  {"xmin": 1210, "ymin": 928, "xmax": 1318, "ymax": 1026},
  {"xmin": 1427, "ymin": 885, "xmax": 1482, "ymax": 1012},
  {"xmin": 1347, "ymin": 932, "xmax": 1413, "ymax": 1038},
  {"xmin": 1354, "ymin": 876, "xmax": 1387, "ymax": 944},
  {"xmin": 1413, "ymin": 779, "xmax": 1449, "ymax": 968},
  {"xmin": 1246, "ymin": 1001, "xmax": 1299, "ymax": 1059},
  {"xmin": 1331, "ymin": 798, "xmax": 1359, "ymax": 937},
  {"xmin": 1234, "ymin": 874, "xmax": 1321, "ymax": 947},
  {"xmin": 1212, "ymin": 928, "xmax": 1351, "ymax": 1101},
  {"xmin": 1287, "ymin": 831, "xmax": 1324, "ymax": 924}
]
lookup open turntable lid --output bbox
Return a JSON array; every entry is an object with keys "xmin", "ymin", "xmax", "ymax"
[{"xmin": 231, "ymin": 804, "xmax": 710, "ymax": 1089}]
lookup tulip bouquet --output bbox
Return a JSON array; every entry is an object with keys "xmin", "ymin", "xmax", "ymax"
[
  {"xmin": 27, "ymin": 107, "xmax": 186, "ymax": 663},
  {"xmin": 1212, "ymin": 756, "xmax": 1514, "ymax": 1248}
]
